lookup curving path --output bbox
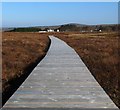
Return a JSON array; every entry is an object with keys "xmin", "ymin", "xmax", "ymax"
[{"xmin": 3, "ymin": 36, "xmax": 118, "ymax": 109}]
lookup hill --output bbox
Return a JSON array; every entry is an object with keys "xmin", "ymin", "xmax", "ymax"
[
  {"xmin": 58, "ymin": 23, "xmax": 118, "ymax": 32},
  {"xmin": 3, "ymin": 23, "xmax": 118, "ymax": 32}
]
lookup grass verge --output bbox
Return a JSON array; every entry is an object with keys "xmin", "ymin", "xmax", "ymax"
[
  {"xmin": 2, "ymin": 32, "xmax": 50, "ymax": 106},
  {"xmin": 54, "ymin": 32, "xmax": 120, "ymax": 108}
]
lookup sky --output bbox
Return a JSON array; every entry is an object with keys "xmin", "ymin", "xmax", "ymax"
[{"xmin": 2, "ymin": 2, "xmax": 118, "ymax": 27}]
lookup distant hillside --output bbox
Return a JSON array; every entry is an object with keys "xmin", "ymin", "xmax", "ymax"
[
  {"xmin": 9, "ymin": 27, "xmax": 42, "ymax": 32},
  {"xmin": 58, "ymin": 24, "xmax": 118, "ymax": 32},
  {"xmin": 4, "ymin": 23, "xmax": 118, "ymax": 32},
  {"xmin": 58, "ymin": 24, "xmax": 81, "ymax": 32},
  {"xmin": 2, "ymin": 28, "xmax": 14, "ymax": 32},
  {"xmin": 5, "ymin": 26, "xmax": 60, "ymax": 32},
  {"xmin": 35, "ymin": 25, "xmax": 60, "ymax": 30}
]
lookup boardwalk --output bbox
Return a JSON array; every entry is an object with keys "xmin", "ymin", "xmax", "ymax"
[{"xmin": 3, "ymin": 36, "xmax": 118, "ymax": 109}]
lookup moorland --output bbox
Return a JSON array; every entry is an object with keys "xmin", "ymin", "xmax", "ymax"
[
  {"xmin": 2, "ymin": 24, "xmax": 119, "ymax": 108},
  {"xmin": 2, "ymin": 32, "xmax": 50, "ymax": 105}
]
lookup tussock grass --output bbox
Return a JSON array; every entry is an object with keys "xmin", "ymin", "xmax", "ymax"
[
  {"xmin": 54, "ymin": 32, "xmax": 120, "ymax": 108},
  {"xmin": 2, "ymin": 32, "xmax": 50, "ymax": 105}
]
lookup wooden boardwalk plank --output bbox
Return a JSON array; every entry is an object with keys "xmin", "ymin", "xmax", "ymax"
[{"xmin": 3, "ymin": 36, "xmax": 118, "ymax": 109}]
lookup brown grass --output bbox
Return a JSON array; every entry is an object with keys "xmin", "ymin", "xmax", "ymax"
[
  {"xmin": 53, "ymin": 32, "xmax": 120, "ymax": 108},
  {"xmin": 2, "ymin": 31, "xmax": 120, "ymax": 108},
  {"xmin": 2, "ymin": 32, "xmax": 50, "ymax": 105}
]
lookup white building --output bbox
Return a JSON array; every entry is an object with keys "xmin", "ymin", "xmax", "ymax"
[
  {"xmin": 57, "ymin": 29, "xmax": 59, "ymax": 32},
  {"xmin": 39, "ymin": 31, "xmax": 46, "ymax": 33},
  {"xmin": 90, "ymin": 30, "xmax": 93, "ymax": 32},
  {"xmin": 47, "ymin": 29, "xmax": 54, "ymax": 32}
]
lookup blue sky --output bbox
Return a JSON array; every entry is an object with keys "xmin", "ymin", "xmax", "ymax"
[{"xmin": 2, "ymin": 2, "xmax": 118, "ymax": 27}]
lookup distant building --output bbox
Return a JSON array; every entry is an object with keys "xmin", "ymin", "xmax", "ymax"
[
  {"xmin": 90, "ymin": 30, "xmax": 93, "ymax": 32},
  {"xmin": 39, "ymin": 31, "xmax": 46, "ymax": 33},
  {"xmin": 57, "ymin": 29, "xmax": 59, "ymax": 32},
  {"xmin": 47, "ymin": 29, "xmax": 54, "ymax": 32},
  {"xmin": 94, "ymin": 29, "xmax": 102, "ymax": 32},
  {"xmin": 81, "ymin": 30, "xmax": 86, "ymax": 33}
]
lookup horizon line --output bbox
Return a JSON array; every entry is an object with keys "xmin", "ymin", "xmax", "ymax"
[{"xmin": 2, "ymin": 23, "xmax": 118, "ymax": 28}]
